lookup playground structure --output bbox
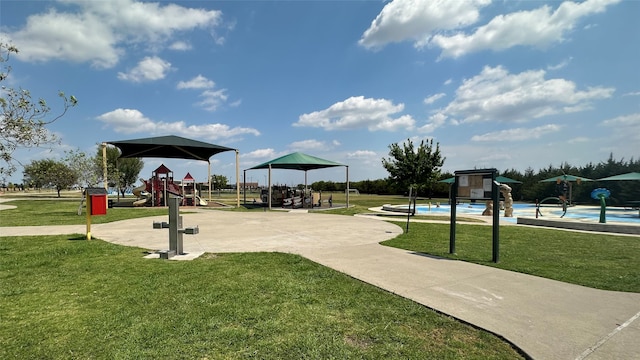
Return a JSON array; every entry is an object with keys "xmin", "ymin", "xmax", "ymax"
[
  {"xmin": 132, "ymin": 164, "xmax": 207, "ymax": 207},
  {"xmin": 259, "ymin": 185, "xmax": 322, "ymax": 208}
]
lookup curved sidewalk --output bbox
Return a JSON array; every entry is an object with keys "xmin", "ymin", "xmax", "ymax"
[{"xmin": 3, "ymin": 210, "xmax": 639, "ymax": 360}]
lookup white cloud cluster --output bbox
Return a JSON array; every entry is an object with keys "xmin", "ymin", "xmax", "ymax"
[
  {"xmin": 295, "ymin": 96, "xmax": 415, "ymax": 132},
  {"xmin": 177, "ymin": 75, "xmax": 230, "ymax": 112},
  {"xmin": 3, "ymin": 0, "xmax": 222, "ymax": 68},
  {"xmin": 359, "ymin": 0, "xmax": 490, "ymax": 50},
  {"xmin": 243, "ymin": 148, "xmax": 277, "ymax": 160},
  {"xmin": 431, "ymin": 65, "xmax": 614, "ymax": 125},
  {"xmin": 423, "ymin": 93, "xmax": 446, "ymax": 105},
  {"xmin": 601, "ymin": 113, "xmax": 640, "ymax": 142},
  {"xmin": 360, "ymin": 0, "xmax": 620, "ymax": 58},
  {"xmin": 117, "ymin": 56, "xmax": 172, "ymax": 82},
  {"xmin": 289, "ymin": 139, "xmax": 332, "ymax": 152},
  {"xmin": 471, "ymin": 124, "xmax": 562, "ymax": 142},
  {"xmin": 348, "ymin": 150, "xmax": 377, "ymax": 158},
  {"xmin": 96, "ymin": 108, "xmax": 259, "ymax": 141},
  {"xmin": 177, "ymin": 75, "xmax": 215, "ymax": 89}
]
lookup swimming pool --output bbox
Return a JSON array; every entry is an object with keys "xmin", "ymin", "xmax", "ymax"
[{"xmin": 400, "ymin": 202, "xmax": 640, "ymax": 225}]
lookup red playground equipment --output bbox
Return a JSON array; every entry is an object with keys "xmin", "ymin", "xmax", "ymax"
[{"xmin": 142, "ymin": 164, "xmax": 182, "ymax": 207}]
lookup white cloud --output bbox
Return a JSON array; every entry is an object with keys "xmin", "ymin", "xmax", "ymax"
[
  {"xmin": 547, "ymin": 57, "xmax": 573, "ymax": 71},
  {"xmin": 432, "ymin": 0, "xmax": 620, "ymax": 59},
  {"xmin": 176, "ymin": 75, "xmax": 231, "ymax": 111},
  {"xmin": 169, "ymin": 41, "xmax": 192, "ymax": 51},
  {"xmin": 117, "ymin": 56, "xmax": 172, "ymax": 82},
  {"xmin": 96, "ymin": 108, "xmax": 260, "ymax": 141},
  {"xmin": 359, "ymin": 0, "xmax": 620, "ymax": 59},
  {"xmin": 4, "ymin": 0, "xmax": 222, "ymax": 68},
  {"xmin": 434, "ymin": 65, "xmax": 614, "ymax": 123},
  {"xmin": 177, "ymin": 75, "xmax": 215, "ymax": 90},
  {"xmin": 359, "ymin": 0, "xmax": 490, "ymax": 50},
  {"xmin": 289, "ymin": 139, "xmax": 329, "ymax": 152},
  {"xmin": 347, "ymin": 150, "xmax": 377, "ymax": 159},
  {"xmin": 417, "ymin": 112, "xmax": 447, "ymax": 133},
  {"xmin": 443, "ymin": 78, "xmax": 453, "ymax": 86},
  {"xmin": 601, "ymin": 113, "xmax": 640, "ymax": 141},
  {"xmin": 294, "ymin": 96, "xmax": 415, "ymax": 132},
  {"xmin": 622, "ymin": 91, "xmax": 640, "ymax": 97},
  {"xmin": 243, "ymin": 148, "xmax": 277, "ymax": 159},
  {"xmin": 424, "ymin": 93, "xmax": 446, "ymax": 105},
  {"xmin": 471, "ymin": 124, "xmax": 562, "ymax": 142},
  {"xmin": 197, "ymin": 89, "xmax": 228, "ymax": 112},
  {"xmin": 96, "ymin": 108, "xmax": 156, "ymax": 133}
]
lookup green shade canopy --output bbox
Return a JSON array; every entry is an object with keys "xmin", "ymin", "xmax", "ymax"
[
  {"xmin": 248, "ymin": 152, "xmax": 344, "ymax": 171},
  {"xmin": 438, "ymin": 176, "xmax": 522, "ymax": 184},
  {"xmin": 108, "ymin": 135, "xmax": 235, "ymax": 161},
  {"xmin": 539, "ymin": 174, "xmax": 592, "ymax": 183},
  {"xmin": 596, "ymin": 172, "xmax": 640, "ymax": 181}
]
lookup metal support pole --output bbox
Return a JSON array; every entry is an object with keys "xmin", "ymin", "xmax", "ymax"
[
  {"xmin": 101, "ymin": 143, "xmax": 108, "ymax": 191},
  {"xmin": 449, "ymin": 177, "xmax": 457, "ymax": 254},
  {"xmin": 268, "ymin": 164, "xmax": 272, "ymax": 210},
  {"xmin": 492, "ymin": 179, "xmax": 500, "ymax": 263},
  {"xmin": 345, "ymin": 165, "xmax": 350, "ymax": 208},
  {"xmin": 235, "ymin": 150, "xmax": 240, "ymax": 207}
]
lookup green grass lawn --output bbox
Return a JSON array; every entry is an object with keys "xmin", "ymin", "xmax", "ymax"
[
  {"xmin": 382, "ymin": 221, "xmax": 640, "ymax": 293},
  {"xmin": 0, "ymin": 199, "xmax": 171, "ymax": 226},
  {"xmin": 0, "ymin": 235, "xmax": 523, "ymax": 359}
]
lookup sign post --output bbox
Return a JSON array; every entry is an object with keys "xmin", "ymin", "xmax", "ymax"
[
  {"xmin": 449, "ymin": 169, "xmax": 500, "ymax": 263},
  {"xmin": 84, "ymin": 187, "xmax": 108, "ymax": 240}
]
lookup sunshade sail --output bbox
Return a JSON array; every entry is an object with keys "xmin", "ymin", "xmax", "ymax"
[
  {"xmin": 539, "ymin": 174, "xmax": 592, "ymax": 183},
  {"xmin": 596, "ymin": 172, "xmax": 640, "ymax": 181},
  {"xmin": 108, "ymin": 135, "xmax": 235, "ymax": 161},
  {"xmin": 248, "ymin": 152, "xmax": 344, "ymax": 171}
]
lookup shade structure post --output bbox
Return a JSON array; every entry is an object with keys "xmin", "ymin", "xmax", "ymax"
[
  {"xmin": 346, "ymin": 165, "xmax": 349, "ymax": 208},
  {"xmin": 236, "ymin": 150, "xmax": 240, "ymax": 207},
  {"xmin": 208, "ymin": 161, "xmax": 211, "ymax": 202},
  {"xmin": 243, "ymin": 169, "xmax": 247, "ymax": 205},
  {"xmin": 268, "ymin": 164, "xmax": 272, "ymax": 210},
  {"xmin": 304, "ymin": 170, "xmax": 308, "ymax": 208},
  {"xmin": 102, "ymin": 142, "xmax": 108, "ymax": 191}
]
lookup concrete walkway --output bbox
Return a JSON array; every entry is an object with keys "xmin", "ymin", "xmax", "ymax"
[{"xmin": 2, "ymin": 209, "xmax": 639, "ymax": 360}]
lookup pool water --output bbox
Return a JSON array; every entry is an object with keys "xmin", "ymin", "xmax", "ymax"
[{"xmin": 406, "ymin": 203, "xmax": 640, "ymax": 224}]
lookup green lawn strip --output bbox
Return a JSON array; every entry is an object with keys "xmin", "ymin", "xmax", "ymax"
[
  {"xmin": 0, "ymin": 200, "xmax": 171, "ymax": 226},
  {"xmin": 0, "ymin": 235, "xmax": 523, "ymax": 359},
  {"xmin": 382, "ymin": 222, "xmax": 640, "ymax": 293}
]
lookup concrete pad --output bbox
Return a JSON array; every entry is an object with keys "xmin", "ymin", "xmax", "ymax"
[{"xmin": 2, "ymin": 209, "xmax": 639, "ymax": 360}]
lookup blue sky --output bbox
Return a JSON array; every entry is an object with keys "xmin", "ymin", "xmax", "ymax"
[{"xmin": 1, "ymin": 0, "xmax": 639, "ymax": 187}]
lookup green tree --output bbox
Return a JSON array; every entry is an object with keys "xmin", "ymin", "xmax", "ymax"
[
  {"xmin": 382, "ymin": 138, "xmax": 445, "ymax": 197},
  {"xmin": 95, "ymin": 145, "xmax": 143, "ymax": 197},
  {"xmin": 64, "ymin": 149, "xmax": 98, "ymax": 188},
  {"xmin": 211, "ymin": 174, "xmax": 228, "ymax": 190},
  {"xmin": 0, "ymin": 43, "xmax": 77, "ymax": 177},
  {"xmin": 23, "ymin": 158, "xmax": 77, "ymax": 197}
]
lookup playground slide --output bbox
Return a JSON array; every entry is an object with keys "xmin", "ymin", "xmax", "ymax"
[
  {"xmin": 132, "ymin": 183, "xmax": 146, "ymax": 197},
  {"xmin": 132, "ymin": 181, "xmax": 148, "ymax": 206},
  {"xmin": 195, "ymin": 196, "xmax": 208, "ymax": 206}
]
